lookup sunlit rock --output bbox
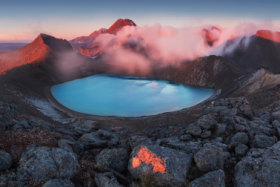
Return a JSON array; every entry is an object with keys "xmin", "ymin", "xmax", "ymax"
[{"xmin": 128, "ymin": 145, "xmax": 192, "ymax": 186}]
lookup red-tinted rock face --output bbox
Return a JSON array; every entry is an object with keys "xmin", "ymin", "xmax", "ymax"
[
  {"xmin": 256, "ymin": 30, "xmax": 280, "ymax": 43},
  {"xmin": 70, "ymin": 28, "xmax": 107, "ymax": 48},
  {"xmin": 70, "ymin": 19, "xmax": 136, "ymax": 57},
  {"xmin": 0, "ymin": 34, "xmax": 72, "ymax": 74},
  {"xmin": 106, "ymin": 18, "xmax": 136, "ymax": 34},
  {"xmin": 76, "ymin": 46, "xmax": 102, "ymax": 57},
  {"xmin": 201, "ymin": 26, "xmax": 222, "ymax": 46}
]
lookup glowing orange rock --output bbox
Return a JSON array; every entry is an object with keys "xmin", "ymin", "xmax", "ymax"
[
  {"xmin": 256, "ymin": 30, "xmax": 280, "ymax": 43},
  {"xmin": 132, "ymin": 146, "xmax": 166, "ymax": 174}
]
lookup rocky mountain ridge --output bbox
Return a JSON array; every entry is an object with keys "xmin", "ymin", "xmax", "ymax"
[{"xmin": 70, "ymin": 19, "xmax": 136, "ymax": 56}]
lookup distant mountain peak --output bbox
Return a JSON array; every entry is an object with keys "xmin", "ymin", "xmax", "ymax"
[
  {"xmin": 107, "ymin": 18, "xmax": 136, "ymax": 34},
  {"xmin": 0, "ymin": 34, "xmax": 72, "ymax": 74},
  {"xmin": 70, "ymin": 18, "xmax": 137, "ymax": 56},
  {"xmin": 35, "ymin": 33, "xmax": 72, "ymax": 52}
]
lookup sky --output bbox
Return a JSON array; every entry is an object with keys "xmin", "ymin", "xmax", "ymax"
[{"xmin": 0, "ymin": 0, "xmax": 280, "ymax": 42}]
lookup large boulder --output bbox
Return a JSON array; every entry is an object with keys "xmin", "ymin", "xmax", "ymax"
[
  {"xmin": 194, "ymin": 143, "xmax": 224, "ymax": 172},
  {"xmin": 17, "ymin": 145, "xmax": 80, "ymax": 181},
  {"xmin": 95, "ymin": 148, "xmax": 128, "ymax": 172},
  {"xmin": 248, "ymin": 121, "xmax": 274, "ymax": 137},
  {"xmin": 128, "ymin": 145, "xmax": 192, "ymax": 186},
  {"xmin": 189, "ymin": 169, "xmax": 225, "ymax": 187},
  {"xmin": 0, "ymin": 150, "xmax": 12, "ymax": 171},
  {"xmin": 234, "ymin": 142, "xmax": 280, "ymax": 186}
]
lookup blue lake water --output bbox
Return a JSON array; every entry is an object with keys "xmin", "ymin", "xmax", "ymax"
[{"xmin": 51, "ymin": 74, "xmax": 214, "ymax": 117}]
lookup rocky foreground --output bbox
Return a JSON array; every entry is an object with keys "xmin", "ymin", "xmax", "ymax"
[{"xmin": 1, "ymin": 96, "xmax": 280, "ymax": 187}]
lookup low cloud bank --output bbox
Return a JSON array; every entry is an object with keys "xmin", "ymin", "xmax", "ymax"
[{"xmin": 90, "ymin": 21, "xmax": 279, "ymax": 73}]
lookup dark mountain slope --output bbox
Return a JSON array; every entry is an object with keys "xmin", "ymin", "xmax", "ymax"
[{"xmin": 222, "ymin": 32, "xmax": 280, "ymax": 74}]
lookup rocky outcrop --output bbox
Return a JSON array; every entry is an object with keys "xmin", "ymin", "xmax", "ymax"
[
  {"xmin": 234, "ymin": 142, "xmax": 280, "ymax": 186},
  {"xmin": 128, "ymin": 145, "xmax": 192, "ymax": 186},
  {"xmin": 236, "ymin": 68, "xmax": 280, "ymax": 95},
  {"xmin": 252, "ymin": 135, "xmax": 276, "ymax": 148},
  {"xmin": 95, "ymin": 148, "xmax": 128, "ymax": 172},
  {"xmin": 1, "ymin": 94, "xmax": 280, "ymax": 186},
  {"xmin": 17, "ymin": 145, "xmax": 80, "ymax": 181},
  {"xmin": 194, "ymin": 143, "xmax": 224, "ymax": 172}
]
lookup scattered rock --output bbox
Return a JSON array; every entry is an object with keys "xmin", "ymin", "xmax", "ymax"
[
  {"xmin": 12, "ymin": 120, "xmax": 30, "ymax": 130},
  {"xmin": 56, "ymin": 128, "xmax": 79, "ymax": 137},
  {"xmin": 230, "ymin": 132, "xmax": 249, "ymax": 146},
  {"xmin": 96, "ymin": 148, "xmax": 128, "ymax": 172},
  {"xmin": 239, "ymin": 104, "xmax": 253, "ymax": 118},
  {"xmin": 73, "ymin": 120, "xmax": 97, "ymax": 134},
  {"xmin": 10, "ymin": 145, "xmax": 25, "ymax": 163},
  {"xmin": 128, "ymin": 135, "xmax": 153, "ymax": 148},
  {"xmin": 128, "ymin": 145, "xmax": 192, "ymax": 186},
  {"xmin": 189, "ymin": 169, "xmax": 225, "ymax": 187},
  {"xmin": 248, "ymin": 121, "xmax": 274, "ymax": 136},
  {"xmin": 179, "ymin": 134, "xmax": 192, "ymax": 141},
  {"xmin": 252, "ymin": 135, "xmax": 276, "ymax": 148},
  {"xmin": 233, "ymin": 116, "xmax": 249, "ymax": 131},
  {"xmin": 215, "ymin": 123, "xmax": 227, "ymax": 136},
  {"xmin": 58, "ymin": 139, "xmax": 75, "ymax": 152},
  {"xmin": 17, "ymin": 145, "xmax": 80, "ymax": 181},
  {"xmin": 194, "ymin": 143, "xmax": 224, "ymax": 172},
  {"xmin": 95, "ymin": 172, "xmax": 123, "ymax": 187},
  {"xmin": 272, "ymin": 120, "xmax": 280, "ymax": 137},
  {"xmin": 196, "ymin": 114, "xmax": 217, "ymax": 130},
  {"xmin": 272, "ymin": 111, "xmax": 280, "ymax": 121},
  {"xmin": 30, "ymin": 120, "xmax": 53, "ymax": 131},
  {"xmin": 185, "ymin": 124, "xmax": 202, "ymax": 136},
  {"xmin": 0, "ymin": 150, "xmax": 12, "ymax": 171},
  {"xmin": 75, "ymin": 129, "xmax": 119, "ymax": 151},
  {"xmin": 0, "ymin": 172, "xmax": 16, "ymax": 186},
  {"xmin": 235, "ymin": 144, "xmax": 248, "ymax": 156},
  {"xmin": 158, "ymin": 137, "xmax": 201, "ymax": 154},
  {"xmin": 42, "ymin": 179, "xmax": 74, "ymax": 187},
  {"xmin": 234, "ymin": 142, "xmax": 280, "ymax": 186},
  {"xmin": 201, "ymin": 130, "xmax": 211, "ymax": 138}
]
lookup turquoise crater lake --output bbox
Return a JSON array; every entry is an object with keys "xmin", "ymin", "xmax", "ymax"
[{"xmin": 51, "ymin": 74, "xmax": 214, "ymax": 117}]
